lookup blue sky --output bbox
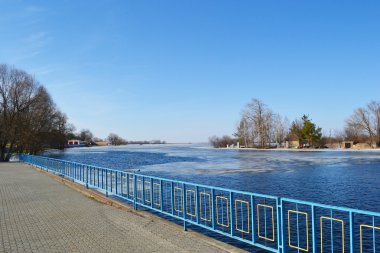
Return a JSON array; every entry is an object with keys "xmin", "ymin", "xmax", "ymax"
[{"xmin": 1, "ymin": 1, "xmax": 379, "ymax": 142}]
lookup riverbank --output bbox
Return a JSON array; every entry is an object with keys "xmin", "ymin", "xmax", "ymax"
[{"xmin": 220, "ymin": 147, "xmax": 380, "ymax": 152}]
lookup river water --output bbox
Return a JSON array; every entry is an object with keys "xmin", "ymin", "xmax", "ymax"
[{"xmin": 46, "ymin": 144, "xmax": 380, "ymax": 212}]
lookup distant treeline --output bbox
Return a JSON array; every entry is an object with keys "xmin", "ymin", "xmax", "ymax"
[
  {"xmin": 210, "ymin": 98, "xmax": 380, "ymax": 149},
  {"xmin": 66, "ymin": 129, "xmax": 166, "ymax": 146},
  {"xmin": 0, "ymin": 63, "xmax": 166, "ymax": 161},
  {"xmin": 209, "ymin": 136, "xmax": 237, "ymax": 148},
  {"xmin": 127, "ymin": 140, "xmax": 166, "ymax": 145}
]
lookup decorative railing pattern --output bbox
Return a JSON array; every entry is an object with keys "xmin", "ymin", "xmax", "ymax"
[{"xmin": 20, "ymin": 154, "xmax": 379, "ymax": 252}]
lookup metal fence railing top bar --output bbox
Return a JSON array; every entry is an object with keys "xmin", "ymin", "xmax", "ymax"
[
  {"xmin": 281, "ymin": 197, "xmax": 380, "ymax": 218},
  {"xmin": 20, "ymin": 154, "xmax": 380, "ymax": 253}
]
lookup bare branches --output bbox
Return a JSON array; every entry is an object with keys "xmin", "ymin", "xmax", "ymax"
[
  {"xmin": 237, "ymin": 98, "xmax": 276, "ymax": 148},
  {"xmin": 209, "ymin": 135, "xmax": 236, "ymax": 148},
  {"xmin": 0, "ymin": 64, "xmax": 69, "ymax": 161},
  {"xmin": 345, "ymin": 100, "xmax": 380, "ymax": 147},
  {"xmin": 107, "ymin": 133, "xmax": 127, "ymax": 145}
]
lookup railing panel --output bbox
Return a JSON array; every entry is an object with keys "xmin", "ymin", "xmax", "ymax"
[
  {"xmin": 185, "ymin": 184, "xmax": 197, "ymax": 222},
  {"xmin": 143, "ymin": 177, "xmax": 151, "ymax": 205},
  {"xmin": 198, "ymin": 187, "xmax": 213, "ymax": 227},
  {"xmin": 233, "ymin": 192, "xmax": 252, "ymax": 242},
  {"xmin": 214, "ymin": 189, "xmax": 231, "ymax": 234},
  {"xmin": 136, "ymin": 175, "xmax": 143, "ymax": 203},
  {"xmin": 254, "ymin": 196, "xmax": 278, "ymax": 251}
]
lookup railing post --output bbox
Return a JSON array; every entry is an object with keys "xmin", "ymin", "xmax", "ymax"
[
  {"xmin": 296, "ymin": 204, "xmax": 300, "ymax": 252},
  {"xmin": 280, "ymin": 198, "xmax": 285, "ymax": 253},
  {"xmin": 252, "ymin": 195, "xmax": 256, "ymax": 245},
  {"xmin": 119, "ymin": 172, "xmax": 123, "ymax": 196},
  {"xmin": 80, "ymin": 165, "xmax": 83, "ymax": 182},
  {"xmin": 211, "ymin": 189, "xmax": 216, "ymax": 230},
  {"xmin": 372, "ymin": 216, "xmax": 376, "ymax": 253},
  {"xmin": 75, "ymin": 163, "xmax": 78, "ymax": 180},
  {"xmin": 150, "ymin": 178, "xmax": 153, "ymax": 208},
  {"xmin": 183, "ymin": 183, "xmax": 187, "ymax": 231},
  {"xmin": 97, "ymin": 168, "xmax": 99, "ymax": 188},
  {"xmin": 105, "ymin": 170, "xmax": 108, "ymax": 197},
  {"xmin": 91, "ymin": 167, "xmax": 93, "ymax": 186},
  {"xmin": 101, "ymin": 169, "xmax": 104, "ymax": 190},
  {"xmin": 126, "ymin": 173, "xmax": 130, "ymax": 198},
  {"xmin": 276, "ymin": 198, "xmax": 284, "ymax": 253},
  {"xmin": 69, "ymin": 163, "xmax": 72, "ymax": 180},
  {"xmin": 171, "ymin": 182, "xmax": 174, "ymax": 215},
  {"xmin": 86, "ymin": 166, "xmax": 89, "ymax": 189},
  {"xmin": 134, "ymin": 174, "xmax": 137, "ymax": 210},
  {"xmin": 196, "ymin": 186, "xmax": 200, "ymax": 224},
  {"xmin": 160, "ymin": 180, "xmax": 163, "ymax": 212},
  {"xmin": 115, "ymin": 172, "xmax": 118, "ymax": 195},
  {"xmin": 110, "ymin": 172, "xmax": 113, "ymax": 193},
  {"xmin": 230, "ymin": 191, "xmax": 234, "ymax": 236},
  {"xmin": 312, "ymin": 205, "xmax": 316, "ymax": 253},
  {"xmin": 350, "ymin": 211, "xmax": 354, "ymax": 253},
  {"xmin": 330, "ymin": 209, "xmax": 334, "ymax": 253},
  {"xmin": 88, "ymin": 167, "xmax": 91, "ymax": 186},
  {"xmin": 142, "ymin": 177, "xmax": 145, "ymax": 204}
]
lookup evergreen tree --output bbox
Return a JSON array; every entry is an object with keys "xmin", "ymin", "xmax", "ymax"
[{"xmin": 289, "ymin": 115, "xmax": 322, "ymax": 147}]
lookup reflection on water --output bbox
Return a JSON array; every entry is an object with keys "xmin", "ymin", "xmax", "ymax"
[{"xmin": 46, "ymin": 144, "xmax": 380, "ymax": 212}]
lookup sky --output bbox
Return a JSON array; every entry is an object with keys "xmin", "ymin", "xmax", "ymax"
[{"xmin": 0, "ymin": 1, "xmax": 379, "ymax": 143}]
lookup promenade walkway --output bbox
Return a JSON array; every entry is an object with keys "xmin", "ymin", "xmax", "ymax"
[{"xmin": 0, "ymin": 162, "xmax": 245, "ymax": 253}]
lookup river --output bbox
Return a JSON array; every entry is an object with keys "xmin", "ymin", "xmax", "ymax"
[{"xmin": 45, "ymin": 144, "xmax": 380, "ymax": 212}]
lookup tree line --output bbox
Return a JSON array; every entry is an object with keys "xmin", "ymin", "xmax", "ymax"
[
  {"xmin": 343, "ymin": 101, "xmax": 380, "ymax": 147},
  {"xmin": 68, "ymin": 130, "xmax": 165, "ymax": 146},
  {"xmin": 210, "ymin": 98, "xmax": 380, "ymax": 149},
  {"xmin": 65, "ymin": 128, "xmax": 128, "ymax": 146},
  {"xmin": 0, "ymin": 64, "xmax": 131, "ymax": 161},
  {"xmin": 0, "ymin": 64, "xmax": 70, "ymax": 161}
]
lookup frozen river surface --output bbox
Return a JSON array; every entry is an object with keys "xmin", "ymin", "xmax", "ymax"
[{"xmin": 46, "ymin": 144, "xmax": 380, "ymax": 212}]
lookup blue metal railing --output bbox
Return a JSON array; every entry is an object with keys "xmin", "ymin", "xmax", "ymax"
[{"xmin": 20, "ymin": 154, "xmax": 379, "ymax": 252}]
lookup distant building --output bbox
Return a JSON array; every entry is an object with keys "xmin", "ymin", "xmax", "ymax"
[
  {"xmin": 341, "ymin": 141, "xmax": 374, "ymax": 149},
  {"xmin": 342, "ymin": 141, "xmax": 354, "ymax": 149},
  {"xmin": 65, "ymin": 140, "xmax": 88, "ymax": 148},
  {"xmin": 285, "ymin": 133, "xmax": 299, "ymax": 148},
  {"xmin": 68, "ymin": 140, "xmax": 81, "ymax": 145},
  {"xmin": 285, "ymin": 140, "xmax": 299, "ymax": 149}
]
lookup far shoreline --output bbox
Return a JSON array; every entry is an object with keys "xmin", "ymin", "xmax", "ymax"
[{"xmin": 217, "ymin": 147, "xmax": 380, "ymax": 152}]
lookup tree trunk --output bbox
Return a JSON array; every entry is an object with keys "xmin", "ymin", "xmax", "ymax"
[{"xmin": 0, "ymin": 145, "xmax": 6, "ymax": 162}]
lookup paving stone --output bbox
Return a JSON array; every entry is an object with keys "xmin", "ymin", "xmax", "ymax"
[{"xmin": 0, "ymin": 162, "xmax": 241, "ymax": 253}]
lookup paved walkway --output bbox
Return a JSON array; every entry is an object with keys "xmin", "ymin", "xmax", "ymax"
[{"xmin": 0, "ymin": 162, "xmax": 244, "ymax": 253}]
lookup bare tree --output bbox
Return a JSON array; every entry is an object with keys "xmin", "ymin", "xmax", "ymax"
[
  {"xmin": 273, "ymin": 114, "xmax": 289, "ymax": 147},
  {"xmin": 79, "ymin": 129, "xmax": 94, "ymax": 143},
  {"xmin": 107, "ymin": 133, "xmax": 127, "ymax": 146},
  {"xmin": 209, "ymin": 135, "xmax": 236, "ymax": 148},
  {"xmin": 368, "ymin": 101, "xmax": 380, "ymax": 146},
  {"xmin": 237, "ymin": 98, "xmax": 274, "ymax": 148},
  {"xmin": 0, "ymin": 64, "xmax": 69, "ymax": 161},
  {"xmin": 346, "ymin": 101, "xmax": 380, "ymax": 147},
  {"xmin": 235, "ymin": 118, "xmax": 249, "ymax": 147}
]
